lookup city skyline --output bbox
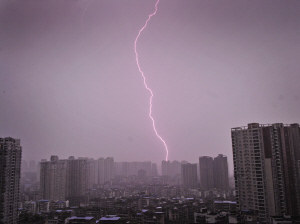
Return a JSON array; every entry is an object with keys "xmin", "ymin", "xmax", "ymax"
[
  {"xmin": 1, "ymin": 0, "xmax": 300, "ymax": 171},
  {"xmin": 13, "ymin": 122, "xmax": 300, "ymax": 221},
  {"xmin": 22, "ymin": 155, "xmax": 229, "ymax": 176}
]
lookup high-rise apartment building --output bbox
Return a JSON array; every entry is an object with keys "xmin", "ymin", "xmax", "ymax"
[
  {"xmin": 114, "ymin": 162, "xmax": 123, "ymax": 176},
  {"xmin": 40, "ymin": 156, "xmax": 67, "ymax": 200},
  {"xmin": 232, "ymin": 123, "xmax": 300, "ymax": 223},
  {"xmin": 29, "ymin": 160, "xmax": 37, "ymax": 173},
  {"xmin": 104, "ymin": 157, "xmax": 114, "ymax": 183},
  {"xmin": 161, "ymin": 160, "xmax": 181, "ymax": 177},
  {"xmin": 115, "ymin": 161, "xmax": 152, "ymax": 177},
  {"xmin": 90, "ymin": 157, "xmax": 115, "ymax": 186},
  {"xmin": 122, "ymin": 162, "xmax": 129, "ymax": 177},
  {"xmin": 40, "ymin": 156, "xmax": 116, "ymax": 203},
  {"xmin": 170, "ymin": 160, "xmax": 181, "ymax": 177},
  {"xmin": 151, "ymin": 163, "xmax": 158, "ymax": 176},
  {"xmin": 162, "ymin": 160, "xmax": 171, "ymax": 176},
  {"xmin": 88, "ymin": 157, "xmax": 116, "ymax": 188},
  {"xmin": 98, "ymin": 157, "xmax": 105, "ymax": 185},
  {"xmin": 213, "ymin": 154, "xmax": 229, "ymax": 190},
  {"xmin": 199, "ymin": 156, "xmax": 214, "ymax": 190},
  {"xmin": 0, "ymin": 137, "xmax": 22, "ymax": 224},
  {"xmin": 66, "ymin": 157, "xmax": 88, "ymax": 199},
  {"xmin": 40, "ymin": 156, "xmax": 89, "ymax": 204},
  {"xmin": 181, "ymin": 163, "xmax": 198, "ymax": 188},
  {"xmin": 87, "ymin": 158, "xmax": 98, "ymax": 189}
]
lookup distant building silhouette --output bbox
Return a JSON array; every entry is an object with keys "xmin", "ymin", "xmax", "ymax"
[
  {"xmin": 40, "ymin": 156, "xmax": 89, "ymax": 203},
  {"xmin": 162, "ymin": 160, "xmax": 171, "ymax": 176},
  {"xmin": 104, "ymin": 157, "xmax": 114, "ymax": 184},
  {"xmin": 0, "ymin": 137, "xmax": 22, "ymax": 224},
  {"xmin": 161, "ymin": 160, "xmax": 181, "ymax": 178},
  {"xmin": 66, "ymin": 157, "xmax": 89, "ymax": 203},
  {"xmin": 114, "ymin": 161, "xmax": 123, "ymax": 177},
  {"xmin": 40, "ymin": 156, "xmax": 67, "ymax": 201},
  {"xmin": 29, "ymin": 160, "xmax": 37, "ymax": 172},
  {"xmin": 114, "ymin": 161, "xmax": 152, "ymax": 177},
  {"xmin": 213, "ymin": 154, "xmax": 229, "ymax": 190},
  {"xmin": 170, "ymin": 160, "xmax": 181, "ymax": 177},
  {"xmin": 232, "ymin": 123, "xmax": 300, "ymax": 223},
  {"xmin": 199, "ymin": 156, "xmax": 214, "ymax": 190},
  {"xmin": 97, "ymin": 157, "xmax": 105, "ymax": 185},
  {"xmin": 151, "ymin": 163, "xmax": 158, "ymax": 176},
  {"xmin": 137, "ymin": 169, "xmax": 147, "ymax": 181},
  {"xmin": 40, "ymin": 156, "xmax": 117, "ymax": 203},
  {"xmin": 181, "ymin": 163, "xmax": 198, "ymax": 188},
  {"xmin": 87, "ymin": 158, "xmax": 98, "ymax": 189},
  {"xmin": 21, "ymin": 160, "xmax": 28, "ymax": 173}
]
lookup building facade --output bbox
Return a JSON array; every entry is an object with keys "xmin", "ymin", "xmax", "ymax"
[
  {"xmin": 213, "ymin": 154, "xmax": 229, "ymax": 190},
  {"xmin": 40, "ymin": 156, "xmax": 116, "ymax": 203},
  {"xmin": 199, "ymin": 156, "xmax": 214, "ymax": 190},
  {"xmin": 151, "ymin": 163, "xmax": 158, "ymax": 176},
  {"xmin": 104, "ymin": 157, "xmax": 114, "ymax": 184},
  {"xmin": 181, "ymin": 163, "xmax": 198, "ymax": 188},
  {"xmin": 170, "ymin": 160, "xmax": 181, "ymax": 177},
  {"xmin": 40, "ymin": 156, "xmax": 67, "ymax": 200},
  {"xmin": 66, "ymin": 157, "xmax": 89, "ymax": 200},
  {"xmin": 0, "ymin": 137, "xmax": 22, "ymax": 224},
  {"xmin": 232, "ymin": 123, "xmax": 300, "ymax": 223},
  {"xmin": 162, "ymin": 160, "xmax": 171, "ymax": 176}
]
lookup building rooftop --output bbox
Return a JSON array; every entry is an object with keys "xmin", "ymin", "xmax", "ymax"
[
  {"xmin": 99, "ymin": 217, "xmax": 120, "ymax": 221},
  {"xmin": 214, "ymin": 201, "xmax": 236, "ymax": 204},
  {"xmin": 69, "ymin": 216, "xmax": 95, "ymax": 220},
  {"xmin": 231, "ymin": 123, "xmax": 298, "ymax": 131}
]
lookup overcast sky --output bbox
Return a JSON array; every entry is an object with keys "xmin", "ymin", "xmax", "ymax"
[{"xmin": 1, "ymin": 0, "xmax": 300, "ymax": 173}]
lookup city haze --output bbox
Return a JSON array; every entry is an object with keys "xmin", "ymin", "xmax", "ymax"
[{"xmin": 1, "ymin": 0, "xmax": 300, "ymax": 171}]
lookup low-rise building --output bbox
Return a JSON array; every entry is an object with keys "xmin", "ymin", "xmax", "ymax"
[{"xmin": 67, "ymin": 216, "xmax": 96, "ymax": 224}]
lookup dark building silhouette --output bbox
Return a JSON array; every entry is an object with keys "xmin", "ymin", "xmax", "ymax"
[
  {"xmin": 104, "ymin": 157, "xmax": 114, "ymax": 183},
  {"xmin": 66, "ymin": 157, "xmax": 89, "ymax": 206},
  {"xmin": 161, "ymin": 160, "xmax": 181, "ymax": 178},
  {"xmin": 151, "ymin": 163, "xmax": 158, "ymax": 176},
  {"xmin": 0, "ymin": 137, "xmax": 22, "ymax": 224},
  {"xmin": 170, "ymin": 160, "xmax": 181, "ymax": 177},
  {"xmin": 199, "ymin": 156, "xmax": 214, "ymax": 190},
  {"xmin": 29, "ymin": 160, "xmax": 36, "ymax": 173},
  {"xmin": 137, "ymin": 169, "xmax": 147, "ymax": 181},
  {"xmin": 162, "ymin": 160, "xmax": 171, "ymax": 176},
  {"xmin": 114, "ymin": 161, "xmax": 152, "ymax": 177},
  {"xmin": 213, "ymin": 154, "xmax": 229, "ymax": 190},
  {"xmin": 40, "ymin": 156, "xmax": 67, "ymax": 200},
  {"xmin": 232, "ymin": 123, "xmax": 300, "ymax": 223},
  {"xmin": 181, "ymin": 163, "xmax": 198, "ymax": 188}
]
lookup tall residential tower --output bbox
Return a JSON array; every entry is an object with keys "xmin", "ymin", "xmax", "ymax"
[
  {"xmin": 199, "ymin": 156, "xmax": 214, "ymax": 190},
  {"xmin": 232, "ymin": 123, "xmax": 300, "ymax": 223},
  {"xmin": 181, "ymin": 163, "xmax": 198, "ymax": 188},
  {"xmin": 213, "ymin": 154, "xmax": 229, "ymax": 190},
  {"xmin": 0, "ymin": 137, "xmax": 22, "ymax": 224}
]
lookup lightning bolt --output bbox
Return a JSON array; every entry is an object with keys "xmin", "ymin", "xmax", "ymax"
[{"xmin": 134, "ymin": 0, "xmax": 169, "ymax": 161}]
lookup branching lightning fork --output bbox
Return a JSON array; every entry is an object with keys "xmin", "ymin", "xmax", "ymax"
[{"xmin": 134, "ymin": 0, "xmax": 169, "ymax": 161}]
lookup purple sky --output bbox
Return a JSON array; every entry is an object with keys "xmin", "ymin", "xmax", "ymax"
[{"xmin": 1, "ymin": 0, "xmax": 300, "ymax": 173}]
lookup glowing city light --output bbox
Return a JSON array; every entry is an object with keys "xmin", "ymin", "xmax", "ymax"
[{"xmin": 134, "ymin": 0, "xmax": 169, "ymax": 161}]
